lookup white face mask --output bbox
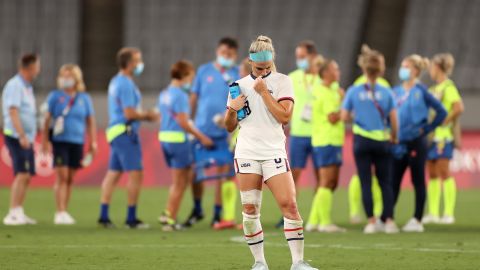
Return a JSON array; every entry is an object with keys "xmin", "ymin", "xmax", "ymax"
[{"xmin": 59, "ymin": 77, "xmax": 76, "ymax": 89}]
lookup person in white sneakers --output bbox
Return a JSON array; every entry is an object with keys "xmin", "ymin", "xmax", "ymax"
[
  {"xmin": 41, "ymin": 64, "xmax": 97, "ymax": 225},
  {"xmin": 225, "ymin": 35, "xmax": 317, "ymax": 270},
  {"xmin": 2, "ymin": 54, "xmax": 41, "ymax": 225}
]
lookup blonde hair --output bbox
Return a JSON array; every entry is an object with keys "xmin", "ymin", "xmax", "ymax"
[
  {"xmin": 313, "ymin": 54, "xmax": 325, "ymax": 74},
  {"xmin": 357, "ymin": 44, "xmax": 385, "ymax": 78},
  {"xmin": 57, "ymin": 64, "xmax": 86, "ymax": 92},
  {"xmin": 432, "ymin": 53, "xmax": 455, "ymax": 76},
  {"xmin": 249, "ymin": 35, "xmax": 277, "ymax": 72},
  {"xmin": 405, "ymin": 54, "xmax": 430, "ymax": 75}
]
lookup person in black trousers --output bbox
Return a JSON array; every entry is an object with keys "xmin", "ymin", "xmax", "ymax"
[{"xmin": 391, "ymin": 55, "xmax": 446, "ymax": 232}]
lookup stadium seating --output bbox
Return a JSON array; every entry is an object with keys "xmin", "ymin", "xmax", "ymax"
[
  {"xmin": 397, "ymin": 0, "xmax": 480, "ymax": 92},
  {"xmin": 0, "ymin": 0, "xmax": 81, "ymax": 93},
  {"xmin": 124, "ymin": 0, "xmax": 369, "ymax": 91}
]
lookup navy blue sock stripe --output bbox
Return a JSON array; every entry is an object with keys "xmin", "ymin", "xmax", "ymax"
[
  {"xmin": 247, "ymin": 240, "xmax": 264, "ymax": 246},
  {"xmin": 286, "ymin": 237, "xmax": 304, "ymax": 242}
]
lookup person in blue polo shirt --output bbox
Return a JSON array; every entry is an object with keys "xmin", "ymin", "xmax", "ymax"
[
  {"xmin": 41, "ymin": 64, "xmax": 97, "ymax": 225},
  {"xmin": 185, "ymin": 37, "xmax": 240, "ymax": 229},
  {"xmin": 341, "ymin": 46, "xmax": 399, "ymax": 234},
  {"xmin": 157, "ymin": 60, "xmax": 213, "ymax": 231},
  {"xmin": 2, "ymin": 53, "xmax": 41, "ymax": 226},
  {"xmin": 390, "ymin": 55, "xmax": 446, "ymax": 233},
  {"xmin": 98, "ymin": 47, "xmax": 159, "ymax": 229}
]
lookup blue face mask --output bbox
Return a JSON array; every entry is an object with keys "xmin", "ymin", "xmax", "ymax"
[
  {"xmin": 398, "ymin": 67, "xmax": 411, "ymax": 81},
  {"xmin": 181, "ymin": 82, "xmax": 191, "ymax": 92},
  {"xmin": 296, "ymin": 58, "xmax": 309, "ymax": 71},
  {"xmin": 133, "ymin": 62, "xmax": 144, "ymax": 76},
  {"xmin": 217, "ymin": 56, "xmax": 235, "ymax": 68}
]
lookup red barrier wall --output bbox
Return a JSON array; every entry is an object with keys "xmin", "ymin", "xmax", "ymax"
[{"xmin": 1, "ymin": 131, "xmax": 479, "ymax": 188}]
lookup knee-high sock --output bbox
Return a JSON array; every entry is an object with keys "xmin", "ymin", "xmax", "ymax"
[
  {"xmin": 348, "ymin": 175, "xmax": 362, "ymax": 218},
  {"xmin": 243, "ymin": 212, "xmax": 266, "ymax": 263},
  {"xmin": 284, "ymin": 217, "xmax": 304, "ymax": 264},
  {"xmin": 222, "ymin": 180, "xmax": 237, "ymax": 221},
  {"xmin": 443, "ymin": 177, "xmax": 456, "ymax": 217},
  {"xmin": 372, "ymin": 176, "xmax": 383, "ymax": 217},
  {"xmin": 318, "ymin": 187, "xmax": 333, "ymax": 226},
  {"xmin": 427, "ymin": 178, "xmax": 441, "ymax": 217},
  {"xmin": 307, "ymin": 189, "xmax": 321, "ymax": 225}
]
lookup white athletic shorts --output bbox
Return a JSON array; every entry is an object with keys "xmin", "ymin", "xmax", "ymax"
[{"xmin": 234, "ymin": 158, "xmax": 291, "ymax": 182}]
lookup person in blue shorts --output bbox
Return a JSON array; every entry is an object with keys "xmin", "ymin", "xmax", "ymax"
[
  {"xmin": 41, "ymin": 64, "xmax": 97, "ymax": 225},
  {"xmin": 157, "ymin": 60, "xmax": 213, "ymax": 231},
  {"xmin": 98, "ymin": 47, "xmax": 159, "ymax": 229},
  {"xmin": 185, "ymin": 37, "xmax": 240, "ymax": 229},
  {"xmin": 2, "ymin": 53, "xmax": 41, "ymax": 226}
]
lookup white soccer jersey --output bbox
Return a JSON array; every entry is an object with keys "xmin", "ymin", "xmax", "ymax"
[{"xmin": 227, "ymin": 72, "xmax": 294, "ymax": 160}]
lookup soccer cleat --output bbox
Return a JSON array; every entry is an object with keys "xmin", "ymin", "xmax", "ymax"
[
  {"xmin": 158, "ymin": 211, "xmax": 175, "ymax": 225},
  {"xmin": 363, "ymin": 223, "xmax": 378, "ymax": 234},
  {"xmin": 350, "ymin": 215, "xmax": 362, "ymax": 224},
  {"xmin": 251, "ymin": 261, "xmax": 269, "ymax": 270},
  {"xmin": 439, "ymin": 216, "xmax": 455, "ymax": 225},
  {"xmin": 98, "ymin": 218, "xmax": 115, "ymax": 228},
  {"xmin": 162, "ymin": 223, "xmax": 184, "ymax": 232},
  {"xmin": 22, "ymin": 213, "xmax": 37, "ymax": 225},
  {"xmin": 3, "ymin": 212, "xmax": 27, "ymax": 226},
  {"xmin": 384, "ymin": 221, "xmax": 399, "ymax": 234},
  {"xmin": 183, "ymin": 210, "xmax": 204, "ymax": 228},
  {"xmin": 318, "ymin": 224, "xmax": 347, "ymax": 233},
  {"xmin": 125, "ymin": 219, "xmax": 150, "ymax": 229},
  {"xmin": 290, "ymin": 260, "xmax": 318, "ymax": 270},
  {"xmin": 54, "ymin": 212, "xmax": 75, "ymax": 225},
  {"xmin": 213, "ymin": 220, "xmax": 236, "ymax": 230},
  {"xmin": 422, "ymin": 214, "xmax": 440, "ymax": 224},
  {"xmin": 305, "ymin": 223, "xmax": 318, "ymax": 232},
  {"xmin": 402, "ymin": 218, "xmax": 424, "ymax": 232}
]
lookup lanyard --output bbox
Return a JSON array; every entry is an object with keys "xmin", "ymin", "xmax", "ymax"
[
  {"xmin": 219, "ymin": 67, "xmax": 234, "ymax": 86},
  {"xmin": 303, "ymin": 72, "xmax": 316, "ymax": 93},
  {"xmin": 61, "ymin": 94, "xmax": 77, "ymax": 116},
  {"xmin": 364, "ymin": 83, "xmax": 385, "ymax": 119},
  {"xmin": 396, "ymin": 89, "xmax": 411, "ymax": 107}
]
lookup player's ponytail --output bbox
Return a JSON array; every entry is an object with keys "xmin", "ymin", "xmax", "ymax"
[
  {"xmin": 357, "ymin": 44, "xmax": 385, "ymax": 80},
  {"xmin": 432, "ymin": 53, "xmax": 455, "ymax": 76},
  {"xmin": 249, "ymin": 35, "xmax": 277, "ymax": 72},
  {"xmin": 405, "ymin": 54, "xmax": 430, "ymax": 76}
]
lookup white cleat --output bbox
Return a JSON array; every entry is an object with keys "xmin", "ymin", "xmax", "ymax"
[
  {"xmin": 402, "ymin": 218, "xmax": 424, "ymax": 232},
  {"xmin": 384, "ymin": 221, "xmax": 399, "ymax": 234},
  {"xmin": 3, "ymin": 212, "xmax": 27, "ymax": 226},
  {"xmin": 363, "ymin": 223, "xmax": 378, "ymax": 234},
  {"xmin": 318, "ymin": 224, "xmax": 347, "ymax": 233},
  {"xmin": 305, "ymin": 223, "xmax": 318, "ymax": 232},
  {"xmin": 439, "ymin": 216, "xmax": 455, "ymax": 225},
  {"xmin": 290, "ymin": 260, "xmax": 318, "ymax": 270},
  {"xmin": 251, "ymin": 261, "xmax": 269, "ymax": 270},
  {"xmin": 54, "ymin": 212, "xmax": 75, "ymax": 225},
  {"xmin": 422, "ymin": 214, "xmax": 440, "ymax": 224},
  {"xmin": 350, "ymin": 215, "xmax": 362, "ymax": 224},
  {"xmin": 22, "ymin": 213, "xmax": 37, "ymax": 225}
]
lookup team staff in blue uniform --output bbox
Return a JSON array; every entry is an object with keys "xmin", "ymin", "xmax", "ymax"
[
  {"xmin": 41, "ymin": 64, "xmax": 97, "ymax": 225},
  {"xmin": 186, "ymin": 37, "xmax": 240, "ymax": 228},
  {"xmin": 2, "ymin": 54, "xmax": 41, "ymax": 226},
  {"xmin": 391, "ymin": 55, "xmax": 446, "ymax": 232},
  {"xmin": 341, "ymin": 46, "xmax": 399, "ymax": 234},
  {"xmin": 157, "ymin": 61, "xmax": 213, "ymax": 231},
  {"xmin": 98, "ymin": 47, "xmax": 159, "ymax": 229}
]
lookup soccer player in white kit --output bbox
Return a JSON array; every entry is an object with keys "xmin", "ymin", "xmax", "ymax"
[{"xmin": 225, "ymin": 36, "xmax": 318, "ymax": 270}]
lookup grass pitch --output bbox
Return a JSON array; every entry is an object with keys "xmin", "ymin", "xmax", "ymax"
[{"xmin": 0, "ymin": 187, "xmax": 479, "ymax": 269}]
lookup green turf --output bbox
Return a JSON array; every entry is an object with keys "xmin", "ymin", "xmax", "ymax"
[{"xmin": 0, "ymin": 187, "xmax": 479, "ymax": 270}]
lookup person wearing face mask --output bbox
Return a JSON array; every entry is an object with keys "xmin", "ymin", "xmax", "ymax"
[
  {"xmin": 423, "ymin": 53, "xmax": 464, "ymax": 225},
  {"xmin": 225, "ymin": 35, "xmax": 318, "ymax": 270},
  {"xmin": 41, "ymin": 64, "xmax": 98, "ymax": 225},
  {"xmin": 97, "ymin": 47, "xmax": 159, "ymax": 229},
  {"xmin": 185, "ymin": 37, "xmax": 240, "ymax": 230},
  {"xmin": 391, "ymin": 55, "xmax": 446, "ymax": 232},
  {"xmin": 341, "ymin": 46, "xmax": 399, "ymax": 234},
  {"xmin": 157, "ymin": 60, "xmax": 214, "ymax": 231},
  {"xmin": 306, "ymin": 59, "xmax": 346, "ymax": 233},
  {"xmin": 2, "ymin": 54, "xmax": 41, "ymax": 225}
]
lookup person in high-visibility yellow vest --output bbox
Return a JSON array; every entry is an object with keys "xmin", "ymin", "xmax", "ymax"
[
  {"xmin": 423, "ymin": 53, "xmax": 464, "ymax": 225},
  {"xmin": 98, "ymin": 47, "xmax": 159, "ymax": 229},
  {"xmin": 157, "ymin": 60, "xmax": 214, "ymax": 231}
]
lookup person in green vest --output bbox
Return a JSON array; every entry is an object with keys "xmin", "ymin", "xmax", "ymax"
[
  {"xmin": 423, "ymin": 53, "xmax": 464, "ymax": 225},
  {"xmin": 348, "ymin": 45, "xmax": 389, "ymax": 224},
  {"xmin": 306, "ymin": 59, "xmax": 346, "ymax": 232}
]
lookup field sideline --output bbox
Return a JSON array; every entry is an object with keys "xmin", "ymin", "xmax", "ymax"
[{"xmin": 0, "ymin": 187, "xmax": 479, "ymax": 270}]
